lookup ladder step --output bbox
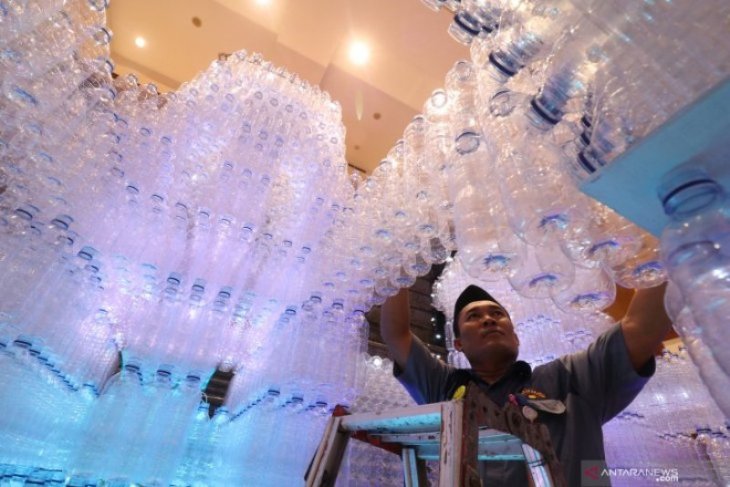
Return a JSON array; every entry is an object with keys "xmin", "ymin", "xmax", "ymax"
[
  {"xmin": 371, "ymin": 429, "xmax": 527, "ymax": 461},
  {"xmin": 339, "ymin": 402, "xmax": 443, "ymax": 434}
]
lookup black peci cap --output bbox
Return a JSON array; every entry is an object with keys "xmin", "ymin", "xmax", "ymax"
[{"xmin": 452, "ymin": 285, "xmax": 505, "ymax": 338}]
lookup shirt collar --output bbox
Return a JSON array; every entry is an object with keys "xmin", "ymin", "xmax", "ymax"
[
  {"xmin": 510, "ymin": 360, "xmax": 533, "ymax": 381},
  {"xmin": 468, "ymin": 360, "xmax": 532, "ymax": 387}
]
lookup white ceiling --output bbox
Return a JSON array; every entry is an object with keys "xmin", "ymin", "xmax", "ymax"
[{"xmin": 107, "ymin": 0, "xmax": 469, "ymax": 173}]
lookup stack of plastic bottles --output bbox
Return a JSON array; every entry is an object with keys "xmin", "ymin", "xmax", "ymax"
[
  {"xmin": 427, "ymin": 0, "xmax": 730, "ymax": 178},
  {"xmin": 335, "ymin": 439, "xmax": 441, "ymax": 487},
  {"xmin": 2, "ymin": 0, "xmax": 365, "ymax": 483},
  {"xmin": 1, "ymin": 49, "xmax": 357, "ymax": 386},
  {"xmin": 349, "ymin": 355, "xmax": 417, "ymax": 414},
  {"xmin": 336, "ymin": 355, "xmax": 428, "ymax": 487},
  {"xmin": 1, "ymin": 0, "xmax": 729, "ymax": 483},
  {"xmin": 604, "ymin": 348, "xmax": 730, "ymax": 486}
]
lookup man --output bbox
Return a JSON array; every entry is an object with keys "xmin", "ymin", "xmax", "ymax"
[{"xmin": 381, "ymin": 282, "xmax": 671, "ymax": 486}]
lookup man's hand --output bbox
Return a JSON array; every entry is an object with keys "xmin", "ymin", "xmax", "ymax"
[
  {"xmin": 380, "ymin": 288, "xmax": 414, "ymax": 370},
  {"xmin": 620, "ymin": 282, "xmax": 672, "ymax": 372}
]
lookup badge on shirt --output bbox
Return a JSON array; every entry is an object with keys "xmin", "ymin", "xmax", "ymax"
[
  {"xmin": 527, "ymin": 398, "xmax": 566, "ymax": 415},
  {"xmin": 516, "ymin": 388, "xmax": 566, "ymax": 415},
  {"xmin": 519, "ymin": 387, "xmax": 547, "ymax": 400}
]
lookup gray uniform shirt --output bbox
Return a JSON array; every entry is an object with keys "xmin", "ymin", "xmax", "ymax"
[{"xmin": 394, "ymin": 324, "xmax": 655, "ymax": 486}]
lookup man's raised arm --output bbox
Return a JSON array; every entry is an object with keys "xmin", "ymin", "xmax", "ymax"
[
  {"xmin": 380, "ymin": 288, "xmax": 414, "ymax": 369},
  {"xmin": 620, "ymin": 282, "xmax": 673, "ymax": 372}
]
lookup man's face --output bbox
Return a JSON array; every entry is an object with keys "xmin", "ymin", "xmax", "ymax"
[{"xmin": 454, "ymin": 300, "xmax": 519, "ymax": 365}]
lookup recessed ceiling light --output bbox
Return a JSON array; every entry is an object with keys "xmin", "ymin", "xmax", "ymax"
[
  {"xmin": 134, "ymin": 36, "xmax": 146, "ymax": 48},
  {"xmin": 348, "ymin": 40, "xmax": 370, "ymax": 66}
]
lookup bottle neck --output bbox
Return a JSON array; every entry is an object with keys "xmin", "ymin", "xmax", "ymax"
[{"xmin": 662, "ymin": 179, "xmax": 725, "ymax": 219}]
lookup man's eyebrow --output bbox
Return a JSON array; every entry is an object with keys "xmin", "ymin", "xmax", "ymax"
[{"xmin": 465, "ymin": 303, "xmax": 503, "ymax": 313}]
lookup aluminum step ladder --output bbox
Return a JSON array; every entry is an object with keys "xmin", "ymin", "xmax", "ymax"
[{"xmin": 305, "ymin": 384, "xmax": 567, "ymax": 487}]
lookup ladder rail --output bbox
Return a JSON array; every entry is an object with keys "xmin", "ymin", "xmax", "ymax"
[
  {"xmin": 304, "ymin": 415, "xmax": 349, "ymax": 487},
  {"xmin": 402, "ymin": 447, "xmax": 428, "ymax": 487}
]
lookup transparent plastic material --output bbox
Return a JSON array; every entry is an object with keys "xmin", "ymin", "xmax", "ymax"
[
  {"xmin": 660, "ymin": 169, "xmax": 730, "ymax": 377},
  {"xmin": 2, "ymin": 0, "xmax": 728, "ymax": 482}
]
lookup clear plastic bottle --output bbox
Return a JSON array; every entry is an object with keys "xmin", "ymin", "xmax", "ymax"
[
  {"xmin": 70, "ymin": 361, "xmax": 142, "ymax": 483},
  {"xmin": 175, "ymin": 400, "xmax": 211, "ymax": 485},
  {"xmin": 658, "ymin": 167, "xmax": 730, "ymax": 376},
  {"xmin": 145, "ymin": 373, "xmax": 202, "ymax": 486}
]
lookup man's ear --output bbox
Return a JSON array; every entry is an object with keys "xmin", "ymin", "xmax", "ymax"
[{"xmin": 454, "ymin": 338, "xmax": 463, "ymax": 351}]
